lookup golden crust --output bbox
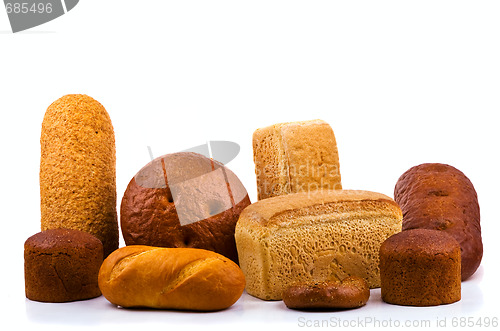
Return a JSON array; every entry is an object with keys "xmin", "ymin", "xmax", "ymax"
[
  {"xmin": 235, "ymin": 189, "xmax": 402, "ymax": 300},
  {"xmin": 238, "ymin": 189, "xmax": 400, "ymax": 227},
  {"xmin": 98, "ymin": 246, "xmax": 246, "ymax": 311},
  {"xmin": 40, "ymin": 94, "xmax": 118, "ymax": 257},
  {"xmin": 252, "ymin": 119, "xmax": 342, "ymax": 200}
]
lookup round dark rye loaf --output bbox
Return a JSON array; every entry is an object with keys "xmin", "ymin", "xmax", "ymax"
[
  {"xmin": 120, "ymin": 152, "xmax": 251, "ymax": 263},
  {"xmin": 379, "ymin": 229, "xmax": 461, "ymax": 306},
  {"xmin": 25, "ymin": 229, "xmax": 103, "ymax": 302},
  {"xmin": 394, "ymin": 163, "xmax": 482, "ymax": 280}
]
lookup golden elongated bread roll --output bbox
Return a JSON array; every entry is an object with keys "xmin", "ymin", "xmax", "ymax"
[
  {"xmin": 235, "ymin": 189, "xmax": 402, "ymax": 300},
  {"xmin": 40, "ymin": 94, "xmax": 118, "ymax": 257},
  {"xmin": 98, "ymin": 246, "xmax": 246, "ymax": 311}
]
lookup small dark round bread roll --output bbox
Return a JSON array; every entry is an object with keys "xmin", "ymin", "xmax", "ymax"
[
  {"xmin": 282, "ymin": 276, "xmax": 370, "ymax": 310},
  {"xmin": 24, "ymin": 228, "xmax": 103, "ymax": 302},
  {"xmin": 120, "ymin": 152, "xmax": 251, "ymax": 263},
  {"xmin": 394, "ymin": 163, "xmax": 482, "ymax": 281},
  {"xmin": 380, "ymin": 229, "xmax": 461, "ymax": 306}
]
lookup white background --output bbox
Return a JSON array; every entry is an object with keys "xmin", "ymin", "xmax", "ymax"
[{"xmin": 0, "ymin": 1, "xmax": 499, "ymax": 330}]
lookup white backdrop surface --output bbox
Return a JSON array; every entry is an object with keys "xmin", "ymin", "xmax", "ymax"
[{"xmin": 0, "ymin": 1, "xmax": 499, "ymax": 330}]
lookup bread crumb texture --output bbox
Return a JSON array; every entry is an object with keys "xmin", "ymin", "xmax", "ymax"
[
  {"xmin": 40, "ymin": 94, "xmax": 118, "ymax": 257},
  {"xmin": 253, "ymin": 119, "xmax": 342, "ymax": 200},
  {"xmin": 235, "ymin": 190, "xmax": 402, "ymax": 300}
]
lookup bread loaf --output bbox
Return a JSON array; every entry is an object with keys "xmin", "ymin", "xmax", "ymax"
[
  {"xmin": 253, "ymin": 119, "xmax": 342, "ymax": 200},
  {"xmin": 235, "ymin": 189, "xmax": 402, "ymax": 300},
  {"xmin": 24, "ymin": 228, "xmax": 103, "ymax": 302},
  {"xmin": 394, "ymin": 163, "xmax": 482, "ymax": 280},
  {"xmin": 98, "ymin": 246, "xmax": 246, "ymax": 311},
  {"xmin": 380, "ymin": 229, "xmax": 461, "ymax": 306},
  {"xmin": 282, "ymin": 276, "xmax": 370, "ymax": 310},
  {"xmin": 120, "ymin": 152, "xmax": 250, "ymax": 263},
  {"xmin": 40, "ymin": 94, "xmax": 118, "ymax": 257}
]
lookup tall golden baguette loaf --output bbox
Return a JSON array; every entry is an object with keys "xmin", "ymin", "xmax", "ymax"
[
  {"xmin": 98, "ymin": 246, "xmax": 246, "ymax": 311},
  {"xmin": 235, "ymin": 189, "xmax": 402, "ymax": 300},
  {"xmin": 40, "ymin": 94, "xmax": 118, "ymax": 257}
]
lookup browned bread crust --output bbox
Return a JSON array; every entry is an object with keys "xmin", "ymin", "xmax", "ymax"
[
  {"xmin": 379, "ymin": 229, "xmax": 461, "ymax": 306},
  {"xmin": 253, "ymin": 119, "xmax": 342, "ymax": 200},
  {"xmin": 394, "ymin": 163, "xmax": 482, "ymax": 280},
  {"xmin": 98, "ymin": 246, "xmax": 246, "ymax": 311},
  {"xmin": 120, "ymin": 152, "xmax": 250, "ymax": 263},
  {"xmin": 282, "ymin": 276, "xmax": 370, "ymax": 310},
  {"xmin": 235, "ymin": 189, "xmax": 402, "ymax": 300},
  {"xmin": 24, "ymin": 228, "xmax": 103, "ymax": 302},
  {"xmin": 40, "ymin": 94, "xmax": 118, "ymax": 257}
]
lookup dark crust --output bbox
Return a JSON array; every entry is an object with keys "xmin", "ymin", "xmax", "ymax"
[
  {"xmin": 380, "ymin": 228, "xmax": 460, "ymax": 255},
  {"xmin": 379, "ymin": 229, "xmax": 461, "ymax": 306},
  {"xmin": 24, "ymin": 229, "xmax": 103, "ymax": 302},
  {"xmin": 120, "ymin": 153, "xmax": 251, "ymax": 264},
  {"xmin": 25, "ymin": 228, "xmax": 103, "ymax": 251},
  {"xmin": 394, "ymin": 163, "xmax": 482, "ymax": 281},
  {"xmin": 282, "ymin": 276, "xmax": 370, "ymax": 310}
]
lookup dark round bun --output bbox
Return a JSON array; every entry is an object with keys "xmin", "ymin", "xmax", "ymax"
[
  {"xmin": 380, "ymin": 229, "xmax": 461, "ymax": 306},
  {"xmin": 282, "ymin": 276, "xmax": 370, "ymax": 310},
  {"xmin": 24, "ymin": 228, "xmax": 103, "ymax": 302},
  {"xmin": 394, "ymin": 163, "xmax": 482, "ymax": 280},
  {"xmin": 120, "ymin": 152, "xmax": 251, "ymax": 263}
]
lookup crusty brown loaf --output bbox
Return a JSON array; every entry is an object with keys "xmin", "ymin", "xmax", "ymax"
[
  {"xmin": 282, "ymin": 276, "xmax": 370, "ymax": 310},
  {"xmin": 98, "ymin": 246, "xmax": 246, "ymax": 311},
  {"xmin": 235, "ymin": 190, "xmax": 402, "ymax": 300},
  {"xmin": 379, "ymin": 229, "xmax": 461, "ymax": 306},
  {"xmin": 24, "ymin": 228, "xmax": 103, "ymax": 302},
  {"xmin": 253, "ymin": 119, "xmax": 342, "ymax": 200},
  {"xmin": 40, "ymin": 94, "xmax": 118, "ymax": 257},
  {"xmin": 394, "ymin": 163, "xmax": 482, "ymax": 280},
  {"xmin": 120, "ymin": 152, "xmax": 250, "ymax": 263}
]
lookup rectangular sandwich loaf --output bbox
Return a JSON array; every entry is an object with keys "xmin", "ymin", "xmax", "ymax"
[
  {"xmin": 252, "ymin": 119, "xmax": 342, "ymax": 200},
  {"xmin": 235, "ymin": 190, "xmax": 403, "ymax": 300}
]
